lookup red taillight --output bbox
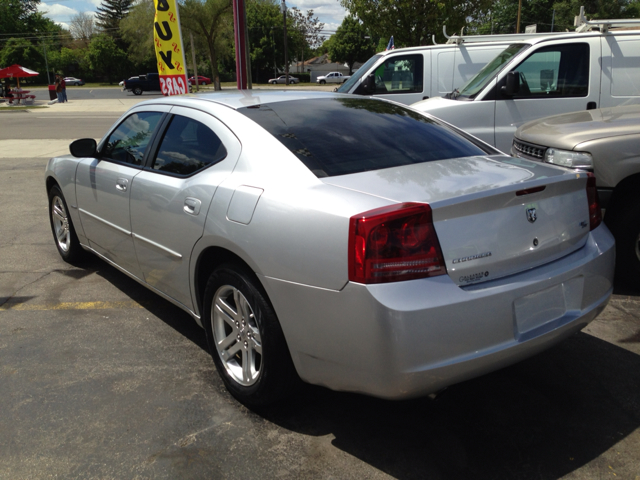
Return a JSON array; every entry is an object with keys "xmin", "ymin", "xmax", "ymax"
[
  {"xmin": 586, "ymin": 173, "xmax": 601, "ymax": 231},
  {"xmin": 348, "ymin": 203, "xmax": 447, "ymax": 284}
]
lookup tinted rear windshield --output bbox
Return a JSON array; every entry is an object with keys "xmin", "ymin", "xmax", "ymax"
[{"xmin": 238, "ymin": 97, "xmax": 487, "ymax": 177}]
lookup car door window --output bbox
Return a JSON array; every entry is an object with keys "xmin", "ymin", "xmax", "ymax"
[
  {"xmin": 373, "ymin": 54, "xmax": 424, "ymax": 95},
  {"xmin": 512, "ymin": 43, "xmax": 589, "ymax": 98},
  {"xmin": 151, "ymin": 115, "xmax": 227, "ymax": 176},
  {"xmin": 102, "ymin": 112, "xmax": 163, "ymax": 166}
]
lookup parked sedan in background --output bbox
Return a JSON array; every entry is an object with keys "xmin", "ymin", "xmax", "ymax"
[
  {"xmin": 64, "ymin": 77, "xmax": 84, "ymax": 86},
  {"xmin": 45, "ymin": 91, "xmax": 614, "ymax": 407},
  {"xmin": 513, "ymin": 104, "xmax": 640, "ymax": 282},
  {"xmin": 189, "ymin": 75, "xmax": 211, "ymax": 85},
  {"xmin": 268, "ymin": 75, "xmax": 299, "ymax": 84}
]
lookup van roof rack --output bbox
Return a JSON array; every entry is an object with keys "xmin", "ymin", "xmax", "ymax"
[
  {"xmin": 436, "ymin": 26, "xmax": 570, "ymax": 45},
  {"xmin": 574, "ymin": 6, "xmax": 640, "ymax": 32}
]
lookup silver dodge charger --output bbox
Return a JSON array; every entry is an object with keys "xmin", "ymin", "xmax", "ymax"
[{"xmin": 45, "ymin": 91, "xmax": 615, "ymax": 406}]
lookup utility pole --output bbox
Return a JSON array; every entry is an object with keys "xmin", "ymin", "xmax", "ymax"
[
  {"xmin": 190, "ymin": 32, "xmax": 199, "ymax": 91},
  {"xmin": 43, "ymin": 40, "xmax": 51, "ymax": 85},
  {"xmin": 516, "ymin": 0, "xmax": 522, "ymax": 33},
  {"xmin": 282, "ymin": 0, "xmax": 288, "ymax": 85}
]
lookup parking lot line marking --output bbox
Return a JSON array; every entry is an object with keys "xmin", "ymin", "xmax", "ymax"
[{"xmin": 0, "ymin": 300, "xmax": 145, "ymax": 311}]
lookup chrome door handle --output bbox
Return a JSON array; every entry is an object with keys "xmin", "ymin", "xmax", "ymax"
[
  {"xmin": 184, "ymin": 197, "xmax": 202, "ymax": 216},
  {"xmin": 116, "ymin": 178, "xmax": 129, "ymax": 192}
]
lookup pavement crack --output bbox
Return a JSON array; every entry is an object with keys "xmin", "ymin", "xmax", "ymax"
[{"xmin": 0, "ymin": 271, "xmax": 52, "ymax": 308}]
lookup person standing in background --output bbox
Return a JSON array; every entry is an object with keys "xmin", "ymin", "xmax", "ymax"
[
  {"xmin": 61, "ymin": 75, "xmax": 67, "ymax": 102},
  {"xmin": 54, "ymin": 75, "xmax": 63, "ymax": 103}
]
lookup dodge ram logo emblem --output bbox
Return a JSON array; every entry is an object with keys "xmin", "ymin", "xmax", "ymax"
[{"xmin": 526, "ymin": 208, "xmax": 537, "ymax": 223}]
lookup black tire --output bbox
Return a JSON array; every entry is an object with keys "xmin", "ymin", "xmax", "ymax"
[
  {"xmin": 203, "ymin": 264, "xmax": 298, "ymax": 406},
  {"xmin": 271, "ymin": 81, "xmax": 277, "ymax": 85},
  {"xmin": 74, "ymin": 82, "xmax": 80, "ymax": 86},
  {"xmin": 48, "ymin": 184, "xmax": 85, "ymax": 264},
  {"xmin": 133, "ymin": 87, "xmax": 143, "ymax": 95},
  {"xmin": 607, "ymin": 205, "xmax": 640, "ymax": 283},
  {"xmin": 319, "ymin": 80, "xmax": 326, "ymax": 84}
]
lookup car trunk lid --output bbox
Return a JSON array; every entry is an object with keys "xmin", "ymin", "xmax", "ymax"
[{"xmin": 323, "ymin": 155, "xmax": 591, "ymax": 286}]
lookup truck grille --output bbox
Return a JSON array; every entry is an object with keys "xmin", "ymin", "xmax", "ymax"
[{"xmin": 512, "ymin": 139, "xmax": 546, "ymax": 160}]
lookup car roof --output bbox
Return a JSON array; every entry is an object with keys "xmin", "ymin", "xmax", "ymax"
[{"xmin": 134, "ymin": 90, "xmax": 349, "ymax": 111}]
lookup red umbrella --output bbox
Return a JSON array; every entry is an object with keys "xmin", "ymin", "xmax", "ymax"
[{"xmin": 0, "ymin": 64, "xmax": 39, "ymax": 89}]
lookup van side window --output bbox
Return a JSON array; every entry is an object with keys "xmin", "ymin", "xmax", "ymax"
[
  {"xmin": 511, "ymin": 43, "xmax": 589, "ymax": 98},
  {"xmin": 372, "ymin": 54, "xmax": 424, "ymax": 95}
]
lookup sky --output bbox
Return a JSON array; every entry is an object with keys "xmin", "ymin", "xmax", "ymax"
[{"xmin": 37, "ymin": 0, "xmax": 348, "ymax": 37}]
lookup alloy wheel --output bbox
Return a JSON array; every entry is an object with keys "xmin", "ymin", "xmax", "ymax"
[{"xmin": 212, "ymin": 285, "xmax": 262, "ymax": 386}]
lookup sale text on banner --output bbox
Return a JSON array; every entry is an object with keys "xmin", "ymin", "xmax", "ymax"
[{"xmin": 153, "ymin": 0, "xmax": 189, "ymax": 96}]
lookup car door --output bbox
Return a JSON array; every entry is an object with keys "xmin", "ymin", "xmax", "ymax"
[
  {"xmin": 493, "ymin": 39, "xmax": 601, "ymax": 152},
  {"xmin": 75, "ymin": 108, "xmax": 169, "ymax": 279},
  {"xmin": 129, "ymin": 106, "xmax": 241, "ymax": 310}
]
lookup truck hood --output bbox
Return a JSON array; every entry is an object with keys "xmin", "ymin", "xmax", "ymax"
[
  {"xmin": 516, "ymin": 104, "xmax": 640, "ymax": 150},
  {"xmin": 411, "ymin": 96, "xmax": 463, "ymax": 116}
]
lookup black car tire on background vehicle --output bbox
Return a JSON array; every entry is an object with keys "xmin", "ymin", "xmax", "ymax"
[
  {"xmin": 48, "ymin": 185, "xmax": 85, "ymax": 264},
  {"xmin": 203, "ymin": 264, "xmax": 298, "ymax": 406},
  {"xmin": 607, "ymin": 205, "xmax": 640, "ymax": 283},
  {"xmin": 133, "ymin": 87, "xmax": 143, "ymax": 95},
  {"xmin": 271, "ymin": 81, "xmax": 278, "ymax": 85},
  {"xmin": 319, "ymin": 80, "xmax": 326, "ymax": 84}
]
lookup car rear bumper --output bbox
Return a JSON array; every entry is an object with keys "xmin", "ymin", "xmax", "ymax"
[{"xmin": 261, "ymin": 224, "xmax": 615, "ymax": 400}]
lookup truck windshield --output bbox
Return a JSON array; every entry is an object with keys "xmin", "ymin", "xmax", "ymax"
[
  {"xmin": 457, "ymin": 44, "xmax": 529, "ymax": 99},
  {"xmin": 337, "ymin": 54, "xmax": 382, "ymax": 93}
]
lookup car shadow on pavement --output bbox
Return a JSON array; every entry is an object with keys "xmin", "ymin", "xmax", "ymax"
[
  {"xmin": 82, "ymin": 258, "xmax": 639, "ymax": 479},
  {"xmin": 86, "ymin": 258, "xmax": 209, "ymax": 352},
  {"xmin": 259, "ymin": 331, "xmax": 640, "ymax": 479}
]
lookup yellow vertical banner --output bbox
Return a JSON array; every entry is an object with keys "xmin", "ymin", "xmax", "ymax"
[{"xmin": 153, "ymin": 0, "xmax": 189, "ymax": 95}]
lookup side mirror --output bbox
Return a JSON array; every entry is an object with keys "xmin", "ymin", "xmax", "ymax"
[
  {"xmin": 501, "ymin": 71, "xmax": 520, "ymax": 96},
  {"xmin": 69, "ymin": 138, "xmax": 97, "ymax": 158},
  {"xmin": 362, "ymin": 73, "xmax": 376, "ymax": 94}
]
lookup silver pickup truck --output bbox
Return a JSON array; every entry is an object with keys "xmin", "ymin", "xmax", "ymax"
[{"xmin": 512, "ymin": 104, "xmax": 640, "ymax": 282}]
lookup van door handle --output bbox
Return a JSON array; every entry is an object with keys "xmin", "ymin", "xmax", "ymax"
[
  {"xmin": 587, "ymin": 101, "xmax": 597, "ymax": 110},
  {"xmin": 115, "ymin": 178, "xmax": 128, "ymax": 192},
  {"xmin": 423, "ymin": 96, "xmax": 429, "ymax": 100},
  {"xmin": 184, "ymin": 197, "xmax": 202, "ymax": 216}
]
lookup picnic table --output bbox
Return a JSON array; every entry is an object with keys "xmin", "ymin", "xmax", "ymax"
[{"xmin": 7, "ymin": 89, "xmax": 35, "ymax": 105}]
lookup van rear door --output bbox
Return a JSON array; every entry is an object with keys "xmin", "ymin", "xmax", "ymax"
[{"xmin": 492, "ymin": 38, "xmax": 601, "ymax": 152}]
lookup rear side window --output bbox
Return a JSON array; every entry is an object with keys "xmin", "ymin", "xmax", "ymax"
[
  {"xmin": 239, "ymin": 98, "xmax": 486, "ymax": 177},
  {"xmin": 151, "ymin": 115, "xmax": 227, "ymax": 176}
]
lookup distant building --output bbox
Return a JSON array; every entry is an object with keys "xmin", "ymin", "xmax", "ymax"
[{"xmin": 293, "ymin": 54, "xmax": 363, "ymax": 82}]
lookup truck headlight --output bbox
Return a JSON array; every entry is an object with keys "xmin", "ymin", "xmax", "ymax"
[{"xmin": 544, "ymin": 148, "xmax": 593, "ymax": 169}]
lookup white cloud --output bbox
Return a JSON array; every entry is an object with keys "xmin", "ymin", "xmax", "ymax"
[
  {"xmin": 287, "ymin": 0, "xmax": 347, "ymax": 34},
  {"xmin": 38, "ymin": 3, "xmax": 79, "ymax": 21}
]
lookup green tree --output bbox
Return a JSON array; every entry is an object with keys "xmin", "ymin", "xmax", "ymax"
[
  {"xmin": 95, "ymin": 0, "xmax": 134, "ymax": 38},
  {"xmin": 327, "ymin": 16, "xmax": 375, "ymax": 74},
  {"xmin": 180, "ymin": 0, "xmax": 233, "ymax": 90},
  {"xmin": 120, "ymin": 0, "xmax": 157, "ymax": 72},
  {"xmin": 0, "ymin": 37, "xmax": 45, "ymax": 71},
  {"xmin": 289, "ymin": 7, "xmax": 324, "ymax": 74},
  {"xmin": 340, "ymin": 0, "xmax": 492, "ymax": 47},
  {"xmin": 86, "ymin": 34, "xmax": 128, "ymax": 82}
]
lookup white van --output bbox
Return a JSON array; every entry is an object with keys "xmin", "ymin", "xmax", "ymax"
[
  {"xmin": 336, "ymin": 31, "xmax": 570, "ymax": 105},
  {"xmin": 411, "ymin": 15, "xmax": 640, "ymax": 152}
]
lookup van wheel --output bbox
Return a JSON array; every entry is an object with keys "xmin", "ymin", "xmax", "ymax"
[
  {"xmin": 133, "ymin": 87, "xmax": 142, "ymax": 95},
  {"xmin": 202, "ymin": 264, "xmax": 298, "ymax": 406}
]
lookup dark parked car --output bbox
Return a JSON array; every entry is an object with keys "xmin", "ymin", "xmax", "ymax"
[{"xmin": 123, "ymin": 73, "xmax": 161, "ymax": 95}]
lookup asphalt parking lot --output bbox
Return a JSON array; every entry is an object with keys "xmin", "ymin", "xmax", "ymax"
[{"xmin": 1, "ymin": 94, "xmax": 639, "ymax": 479}]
